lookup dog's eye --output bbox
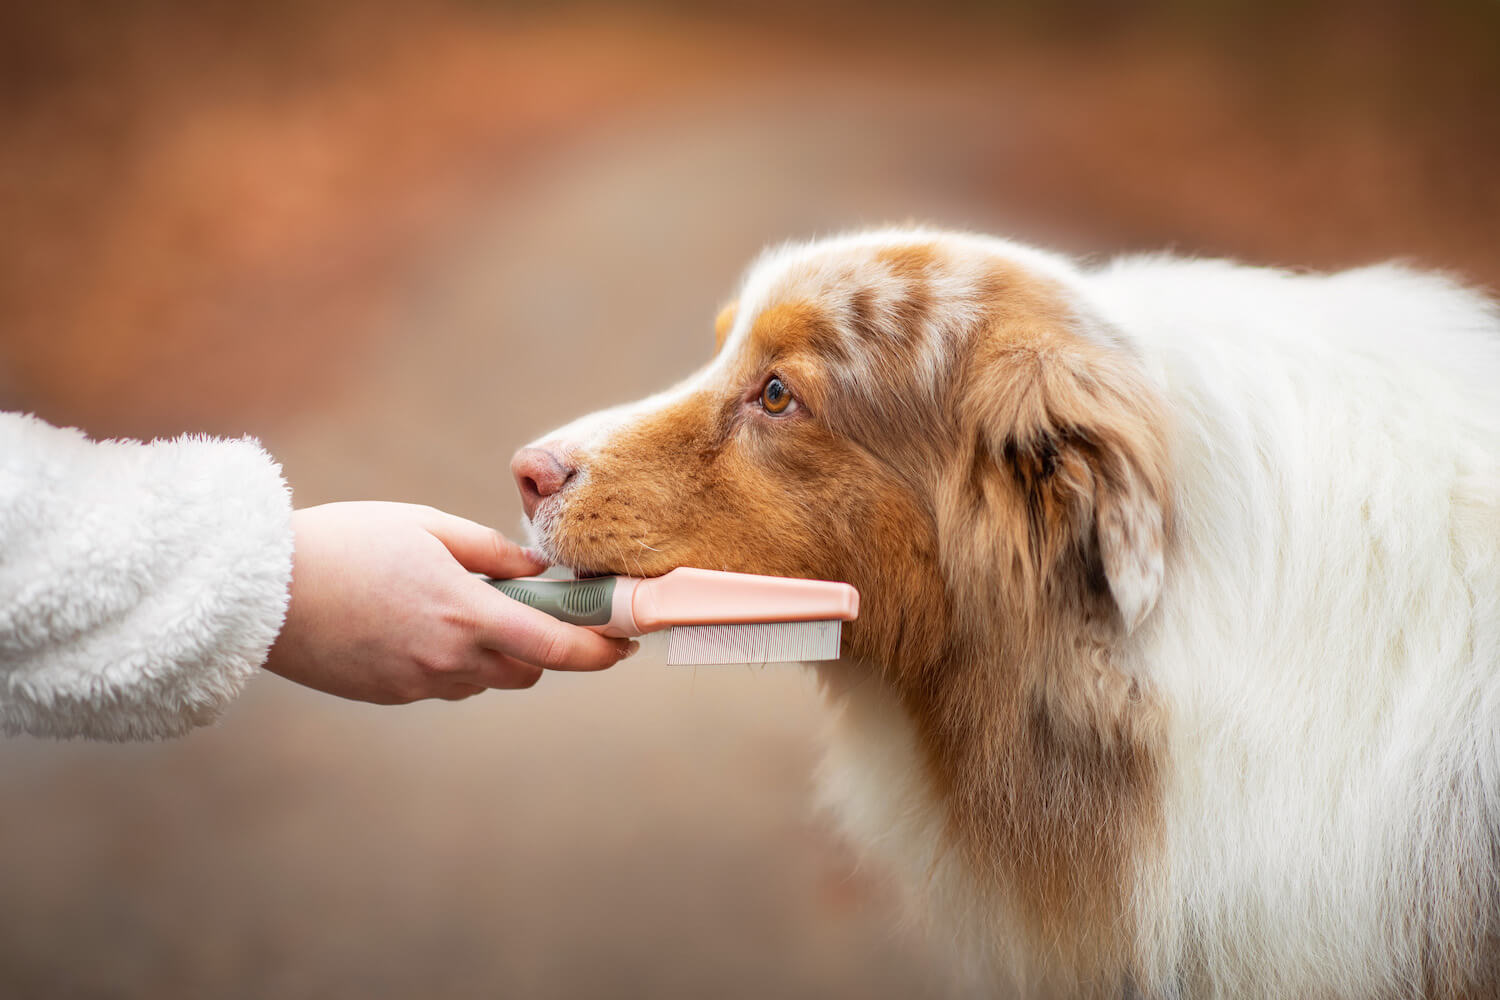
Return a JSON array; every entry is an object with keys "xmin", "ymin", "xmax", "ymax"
[{"xmin": 761, "ymin": 377, "xmax": 793, "ymax": 414}]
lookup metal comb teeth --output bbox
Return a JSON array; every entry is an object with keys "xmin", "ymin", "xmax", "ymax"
[{"xmin": 664, "ymin": 620, "xmax": 842, "ymax": 665}]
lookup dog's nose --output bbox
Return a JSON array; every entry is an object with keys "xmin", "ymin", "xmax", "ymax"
[{"xmin": 511, "ymin": 445, "xmax": 578, "ymax": 519}]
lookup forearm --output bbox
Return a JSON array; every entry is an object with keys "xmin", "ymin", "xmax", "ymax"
[{"xmin": 0, "ymin": 413, "xmax": 294, "ymax": 740}]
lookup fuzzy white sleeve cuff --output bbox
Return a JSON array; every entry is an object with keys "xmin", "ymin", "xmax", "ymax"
[{"xmin": 0, "ymin": 413, "xmax": 295, "ymax": 740}]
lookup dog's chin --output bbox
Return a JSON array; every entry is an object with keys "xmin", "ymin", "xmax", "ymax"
[
  {"xmin": 565, "ymin": 549, "xmax": 692, "ymax": 581},
  {"xmin": 559, "ymin": 554, "xmax": 674, "ymax": 579},
  {"xmin": 540, "ymin": 532, "xmax": 657, "ymax": 580}
]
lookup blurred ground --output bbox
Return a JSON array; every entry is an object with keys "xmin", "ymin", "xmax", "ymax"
[{"xmin": 1, "ymin": 2, "xmax": 1498, "ymax": 997}]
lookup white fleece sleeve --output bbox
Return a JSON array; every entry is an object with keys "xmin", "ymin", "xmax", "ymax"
[{"xmin": 0, "ymin": 412, "xmax": 295, "ymax": 741}]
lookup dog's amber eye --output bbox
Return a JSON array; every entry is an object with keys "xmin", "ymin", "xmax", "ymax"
[{"xmin": 761, "ymin": 377, "xmax": 792, "ymax": 414}]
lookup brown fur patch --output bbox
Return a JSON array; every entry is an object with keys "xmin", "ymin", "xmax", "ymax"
[
  {"xmin": 845, "ymin": 285, "xmax": 877, "ymax": 338},
  {"xmin": 750, "ymin": 299, "xmax": 849, "ymax": 367},
  {"xmin": 713, "ymin": 300, "xmax": 737, "ymax": 354},
  {"xmin": 847, "ymin": 263, "xmax": 1171, "ymax": 990},
  {"xmin": 872, "ymin": 243, "xmax": 937, "ymax": 350},
  {"xmin": 875, "ymin": 241, "xmax": 938, "ymax": 282},
  {"xmin": 1416, "ymin": 818, "xmax": 1500, "ymax": 1000}
]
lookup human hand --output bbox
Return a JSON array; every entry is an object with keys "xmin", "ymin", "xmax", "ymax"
[{"xmin": 263, "ymin": 501, "xmax": 633, "ymax": 704}]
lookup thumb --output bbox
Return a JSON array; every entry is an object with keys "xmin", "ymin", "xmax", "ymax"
[{"xmin": 419, "ymin": 508, "xmax": 549, "ymax": 579}]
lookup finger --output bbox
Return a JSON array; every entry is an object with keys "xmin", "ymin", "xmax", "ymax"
[
  {"xmin": 420, "ymin": 508, "xmax": 549, "ymax": 579},
  {"xmin": 460, "ymin": 575, "xmax": 632, "ymax": 671}
]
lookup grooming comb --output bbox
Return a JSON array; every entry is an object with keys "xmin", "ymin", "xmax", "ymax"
[{"xmin": 485, "ymin": 568, "xmax": 858, "ymax": 665}]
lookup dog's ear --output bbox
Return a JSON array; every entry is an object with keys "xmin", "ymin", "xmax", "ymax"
[
  {"xmin": 949, "ymin": 337, "xmax": 1170, "ymax": 634},
  {"xmin": 713, "ymin": 300, "xmax": 738, "ymax": 355}
]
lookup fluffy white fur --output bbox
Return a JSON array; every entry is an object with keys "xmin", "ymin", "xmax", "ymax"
[
  {"xmin": 811, "ymin": 239, "xmax": 1500, "ymax": 998},
  {"xmin": 0, "ymin": 412, "xmax": 294, "ymax": 740}
]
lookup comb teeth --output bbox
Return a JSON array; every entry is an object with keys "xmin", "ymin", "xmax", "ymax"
[{"xmin": 665, "ymin": 620, "xmax": 843, "ymax": 665}]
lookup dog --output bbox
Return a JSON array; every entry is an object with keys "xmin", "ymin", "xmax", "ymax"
[{"xmin": 510, "ymin": 227, "xmax": 1500, "ymax": 999}]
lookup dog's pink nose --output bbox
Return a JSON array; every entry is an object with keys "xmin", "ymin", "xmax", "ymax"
[{"xmin": 511, "ymin": 445, "xmax": 578, "ymax": 519}]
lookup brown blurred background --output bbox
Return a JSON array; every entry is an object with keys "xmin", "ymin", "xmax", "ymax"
[{"xmin": 1, "ymin": 2, "xmax": 1497, "ymax": 997}]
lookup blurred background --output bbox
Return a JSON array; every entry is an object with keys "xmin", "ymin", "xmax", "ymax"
[{"xmin": 1, "ymin": 1, "xmax": 1497, "ymax": 997}]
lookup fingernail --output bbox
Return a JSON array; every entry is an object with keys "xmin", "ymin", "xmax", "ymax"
[
  {"xmin": 522, "ymin": 546, "xmax": 549, "ymax": 565},
  {"xmin": 619, "ymin": 640, "xmax": 640, "ymax": 660}
]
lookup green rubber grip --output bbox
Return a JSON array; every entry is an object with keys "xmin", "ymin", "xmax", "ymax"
[{"xmin": 485, "ymin": 576, "xmax": 617, "ymax": 627}]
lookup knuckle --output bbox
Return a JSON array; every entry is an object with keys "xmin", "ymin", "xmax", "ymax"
[
  {"xmin": 438, "ymin": 591, "xmax": 473, "ymax": 625},
  {"xmin": 437, "ymin": 597, "xmax": 484, "ymax": 646},
  {"xmin": 413, "ymin": 644, "xmax": 463, "ymax": 680},
  {"xmin": 487, "ymin": 531, "xmax": 513, "ymax": 562},
  {"xmin": 533, "ymin": 630, "xmax": 573, "ymax": 669}
]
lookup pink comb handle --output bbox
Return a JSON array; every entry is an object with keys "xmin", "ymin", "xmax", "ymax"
[{"xmin": 598, "ymin": 568, "xmax": 859, "ymax": 638}]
